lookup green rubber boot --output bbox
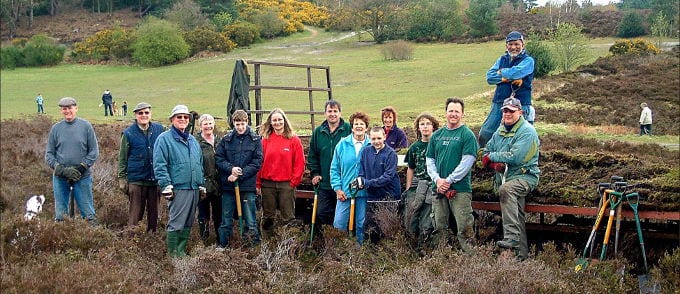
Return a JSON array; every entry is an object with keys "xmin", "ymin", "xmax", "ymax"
[
  {"xmin": 166, "ymin": 230, "xmax": 180, "ymax": 257},
  {"xmin": 176, "ymin": 229, "xmax": 191, "ymax": 257}
]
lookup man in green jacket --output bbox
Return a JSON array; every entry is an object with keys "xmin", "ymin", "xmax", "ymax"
[
  {"xmin": 307, "ymin": 100, "xmax": 351, "ymax": 227},
  {"xmin": 481, "ymin": 97, "xmax": 540, "ymax": 260}
]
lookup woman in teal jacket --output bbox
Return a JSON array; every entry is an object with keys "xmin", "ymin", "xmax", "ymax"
[
  {"xmin": 330, "ymin": 112, "xmax": 370, "ymax": 244},
  {"xmin": 153, "ymin": 105, "xmax": 204, "ymax": 257}
]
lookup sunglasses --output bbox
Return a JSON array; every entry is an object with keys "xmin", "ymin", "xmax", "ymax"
[
  {"xmin": 175, "ymin": 115, "xmax": 190, "ymax": 120},
  {"xmin": 135, "ymin": 111, "xmax": 150, "ymax": 115},
  {"xmin": 502, "ymin": 108, "xmax": 517, "ymax": 114}
]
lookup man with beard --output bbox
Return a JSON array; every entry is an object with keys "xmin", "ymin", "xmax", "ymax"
[{"xmin": 479, "ymin": 31, "xmax": 535, "ymax": 147}]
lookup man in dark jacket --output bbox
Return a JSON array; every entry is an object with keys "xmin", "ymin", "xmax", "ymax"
[
  {"xmin": 118, "ymin": 102, "xmax": 164, "ymax": 232},
  {"xmin": 306, "ymin": 100, "xmax": 351, "ymax": 226},
  {"xmin": 215, "ymin": 110, "xmax": 263, "ymax": 247},
  {"xmin": 479, "ymin": 31, "xmax": 535, "ymax": 147},
  {"xmin": 102, "ymin": 90, "xmax": 113, "ymax": 116}
]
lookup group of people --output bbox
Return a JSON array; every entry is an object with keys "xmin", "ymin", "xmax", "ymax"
[
  {"xmin": 101, "ymin": 89, "xmax": 128, "ymax": 117},
  {"xmin": 45, "ymin": 30, "xmax": 546, "ymax": 260}
]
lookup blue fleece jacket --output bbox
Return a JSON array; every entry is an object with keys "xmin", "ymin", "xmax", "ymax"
[{"xmin": 358, "ymin": 145, "xmax": 401, "ymax": 200}]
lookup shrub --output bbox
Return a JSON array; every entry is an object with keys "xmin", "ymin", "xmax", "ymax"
[
  {"xmin": 1, "ymin": 46, "xmax": 24, "ymax": 69},
  {"xmin": 550, "ymin": 22, "xmax": 589, "ymax": 72},
  {"xmin": 223, "ymin": 21, "xmax": 261, "ymax": 47},
  {"xmin": 132, "ymin": 17, "xmax": 190, "ymax": 67},
  {"xmin": 251, "ymin": 7, "xmax": 286, "ymax": 39},
  {"xmin": 381, "ymin": 40, "xmax": 414, "ymax": 61},
  {"xmin": 406, "ymin": 0, "xmax": 464, "ymax": 42},
  {"xmin": 183, "ymin": 26, "xmax": 236, "ymax": 55},
  {"xmin": 71, "ymin": 27, "xmax": 136, "ymax": 62},
  {"xmin": 526, "ymin": 39, "xmax": 556, "ymax": 78},
  {"xmin": 609, "ymin": 39, "xmax": 660, "ymax": 56},
  {"xmin": 212, "ymin": 12, "xmax": 234, "ymax": 31},
  {"xmin": 617, "ymin": 11, "xmax": 646, "ymax": 38},
  {"xmin": 21, "ymin": 34, "xmax": 65, "ymax": 67},
  {"xmin": 163, "ymin": 0, "xmax": 211, "ymax": 31}
]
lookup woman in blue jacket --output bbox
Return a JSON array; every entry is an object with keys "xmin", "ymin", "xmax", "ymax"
[{"xmin": 330, "ymin": 112, "xmax": 370, "ymax": 244}]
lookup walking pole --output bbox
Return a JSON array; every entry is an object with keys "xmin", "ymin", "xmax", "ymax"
[
  {"xmin": 235, "ymin": 181, "xmax": 243, "ymax": 236},
  {"xmin": 309, "ymin": 185, "xmax": 319, "ymax": 245}
]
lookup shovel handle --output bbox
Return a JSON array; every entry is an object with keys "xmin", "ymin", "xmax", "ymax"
[
  {"xmin": 235, "ymin": 182, "xmax": 242, "ymax": 217},
  {"xmin": 348, "ymin": 199, "xmax": 356, "ymax": 234}
]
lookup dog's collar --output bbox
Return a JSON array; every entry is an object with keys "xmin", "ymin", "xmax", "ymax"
[{"xmin": 26, "ymin": 210, "xmax": 39, "ymax": 216}]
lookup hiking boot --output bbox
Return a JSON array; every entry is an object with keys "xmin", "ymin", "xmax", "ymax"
[{"xmin": 497, "ymin": 239, "xmax": 520, "ymax": 249}]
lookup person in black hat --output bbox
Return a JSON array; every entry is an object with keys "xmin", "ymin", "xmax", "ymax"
[
  {"xmin": 480, "ymin": 31, "xmax": 535, "ymax": 148},
  {"xmin": 45, "ymin": 97, "xmax": 100, "ymax": 222},
  {"xmin": 118, "ymin": 102, "xmax": 166, "ymax": 232},
  {"xmin": 480, "ymin": 97, "xmax": 540, "ymax": 260}
]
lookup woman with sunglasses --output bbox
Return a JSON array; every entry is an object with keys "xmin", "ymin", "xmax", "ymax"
[
  {"xmin": 118, "ymin": 102, "xmax": 165, "ymax": 233},
  {"xmin": 153, "ymin": 104, "xmax": 205, "ymax": 257},
  {"xmin": 256, "ymin": 108, "xmax": 306, "ymax": 238}
]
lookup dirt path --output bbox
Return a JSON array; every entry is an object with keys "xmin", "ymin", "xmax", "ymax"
[{"xmin": 264, "ymin": 26, "xmax": 357, "ymax": 49}]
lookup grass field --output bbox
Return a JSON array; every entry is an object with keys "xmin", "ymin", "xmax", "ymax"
[{"xmin": 1, "ymin": 28, "xmax": 616, "ymax": 132}]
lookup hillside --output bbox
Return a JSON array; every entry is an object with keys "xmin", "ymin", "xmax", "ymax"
[{"xmin": 2, "ymin": 9, "xmax": 141, "ymax": 43}]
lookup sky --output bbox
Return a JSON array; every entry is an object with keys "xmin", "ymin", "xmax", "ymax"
[{"xmin": 534, "ymin": 0, "xmax": 620, "ymax": 6}]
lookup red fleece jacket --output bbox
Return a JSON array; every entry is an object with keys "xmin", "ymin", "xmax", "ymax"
[{"xmin": 257, "ymin": 133, "xmax": 305, "ymax": 188}]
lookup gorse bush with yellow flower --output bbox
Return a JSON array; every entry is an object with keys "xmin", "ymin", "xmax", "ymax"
[
  {"xmin": 237, "ymin": 0, "xmax": 329, "ymax": 36},
  {"xmin": 71, "ymin": 27, "xmax": 136, "ymax": 62},
  {"xmin": 609, "ymin": 39, "xmax": 660, "ymax": 56}
]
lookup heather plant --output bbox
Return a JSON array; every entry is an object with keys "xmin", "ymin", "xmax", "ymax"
[
  {"xmin": 183, "ymin": 26, "xmax": 236, "ymax": 55},
  {"xmin": 132, "ymin": 17, "xmax": 190, "ymax": 66},
  {"xmin": 21, "ymin": 34, "xmax": 65, "ymax": 67},
  {"xmin": 380, "ymin": 40, "xmax": 414, "ymax": 61}
]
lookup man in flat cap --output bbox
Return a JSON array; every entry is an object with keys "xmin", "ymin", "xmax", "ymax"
[
  {"xmin": 480, "ymin": 31, "xmax": 535, "ymax": 148},
  {"xmin": 480, "ymin": 97, "xmax": 540, "ymax": 260},
  {"xmin": 45, "ymin": 97, "xmax": 100, "ymax": 222},
  {"xmin": 118, "ymin": 102, "xmax": 165, "ymax": 232}
]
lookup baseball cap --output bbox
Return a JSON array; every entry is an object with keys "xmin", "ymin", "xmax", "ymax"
[
  {"xmin": 58, "ymin": 97, "xmax": 77, "ymax": 107},
  {"xmin": 133, "ymin": 102, "xmax": 152, "ymax": 113},
  {"xmin": 501, "ymin": 97, "xmax": 522, "ymax": 111},
  {"xmin": 168, "ymin": 104, "xmax": 191, "ymax": 119},
  {"xmin": 506, "ymin": 31, "xmax": 524, "ymax": 43}
]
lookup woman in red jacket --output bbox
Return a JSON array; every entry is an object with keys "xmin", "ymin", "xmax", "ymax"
[{"xmin": 257, "ymin": 108, "xmax": 306, "ymax": 237}]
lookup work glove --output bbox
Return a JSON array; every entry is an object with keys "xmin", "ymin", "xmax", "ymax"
[
  {"xmin": 54, "ymin": 164, "xmax": 67, "ymax": 178},
  {"xmin": 350, "ymin": 177, "xmax": 365, "ymax": 190},
  {"xmin": 489, "ymin": 162, "xmax": 507, "ymax": 173},
  {"xmin": 76, "ymin": 162, "xmax": 88, "ymax": 174},
  {"xmin": 162, "ymin": 185, "xmax": 174, "ymax": 201},
  {"xmin": 501, "ymin": 78, "xmax": 510, "ymax": 83},
  {"xmin": 118, "ymin": 178, "xmax": 129, "ymax": 194},
  {"xmin": 63, "ymin": 167, "xmax": 82, "ymax": 182},
  {"xmin": 445, "ymin": 189, "xmax": 457, "ymax": 199},
  {"xmin": 511, "ymin": 79, "xmax": 523, "ymax": 87},
  {"xmin": 199, "ymin": 186, "xmax": 207, "ymax": 200},
  {"xmin": 481, "ymin": 154, "xmax": 491, "ymax": 169}
]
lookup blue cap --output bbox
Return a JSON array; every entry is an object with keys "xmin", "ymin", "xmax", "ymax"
[{"xmin": 506, "ymin": 31, "xmax": 524, "ymax": 43}]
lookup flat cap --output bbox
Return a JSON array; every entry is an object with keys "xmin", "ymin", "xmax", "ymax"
[
  {"xmin": 58, "ymin": 97, "xmax": 77, "ymax": 107},
  {"xmin": 133, "ymin": 102, "xmax": 152, "ymax": 113}
]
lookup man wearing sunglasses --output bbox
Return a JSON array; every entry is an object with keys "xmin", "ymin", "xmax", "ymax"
[
  {"xmin": 153, "ymin": 104, "xmax": 205, "ymax": 257},
  {"xmin": 481, "ymin": 97, "xmax": 540, "ymax": 261},
  {"xmin": 118, "ymin": 102, "xmax": 165, "ymax": 232}
]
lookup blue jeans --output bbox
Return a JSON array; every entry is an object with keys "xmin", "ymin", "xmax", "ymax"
[
  {"xmin": 479, "ymin": 102, "xmax": 533, "ymax": 147},
  {"xmin": 333, "ymin": 197, "xmax": 367, "ymax": 244},
  {"xmin": 219, "ymin": 190, "xmax": 260, "ymax": 247},
  {"xmin": 53, "ymin": 175, "xmax": 96, "ymax": 221},
  {"xmin": 37, "ymin": 104, "xmax": 44, "ymax": 113}
]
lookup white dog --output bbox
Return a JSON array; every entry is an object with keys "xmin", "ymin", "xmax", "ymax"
[{"xmin": 24, "ymin": 195, "xmax": 45, "ymax": 221}]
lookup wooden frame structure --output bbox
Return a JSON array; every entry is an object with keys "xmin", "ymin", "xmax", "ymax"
[{"xmin": 246, "ymin": 60, "xmax": 332, "ymax": 129}]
